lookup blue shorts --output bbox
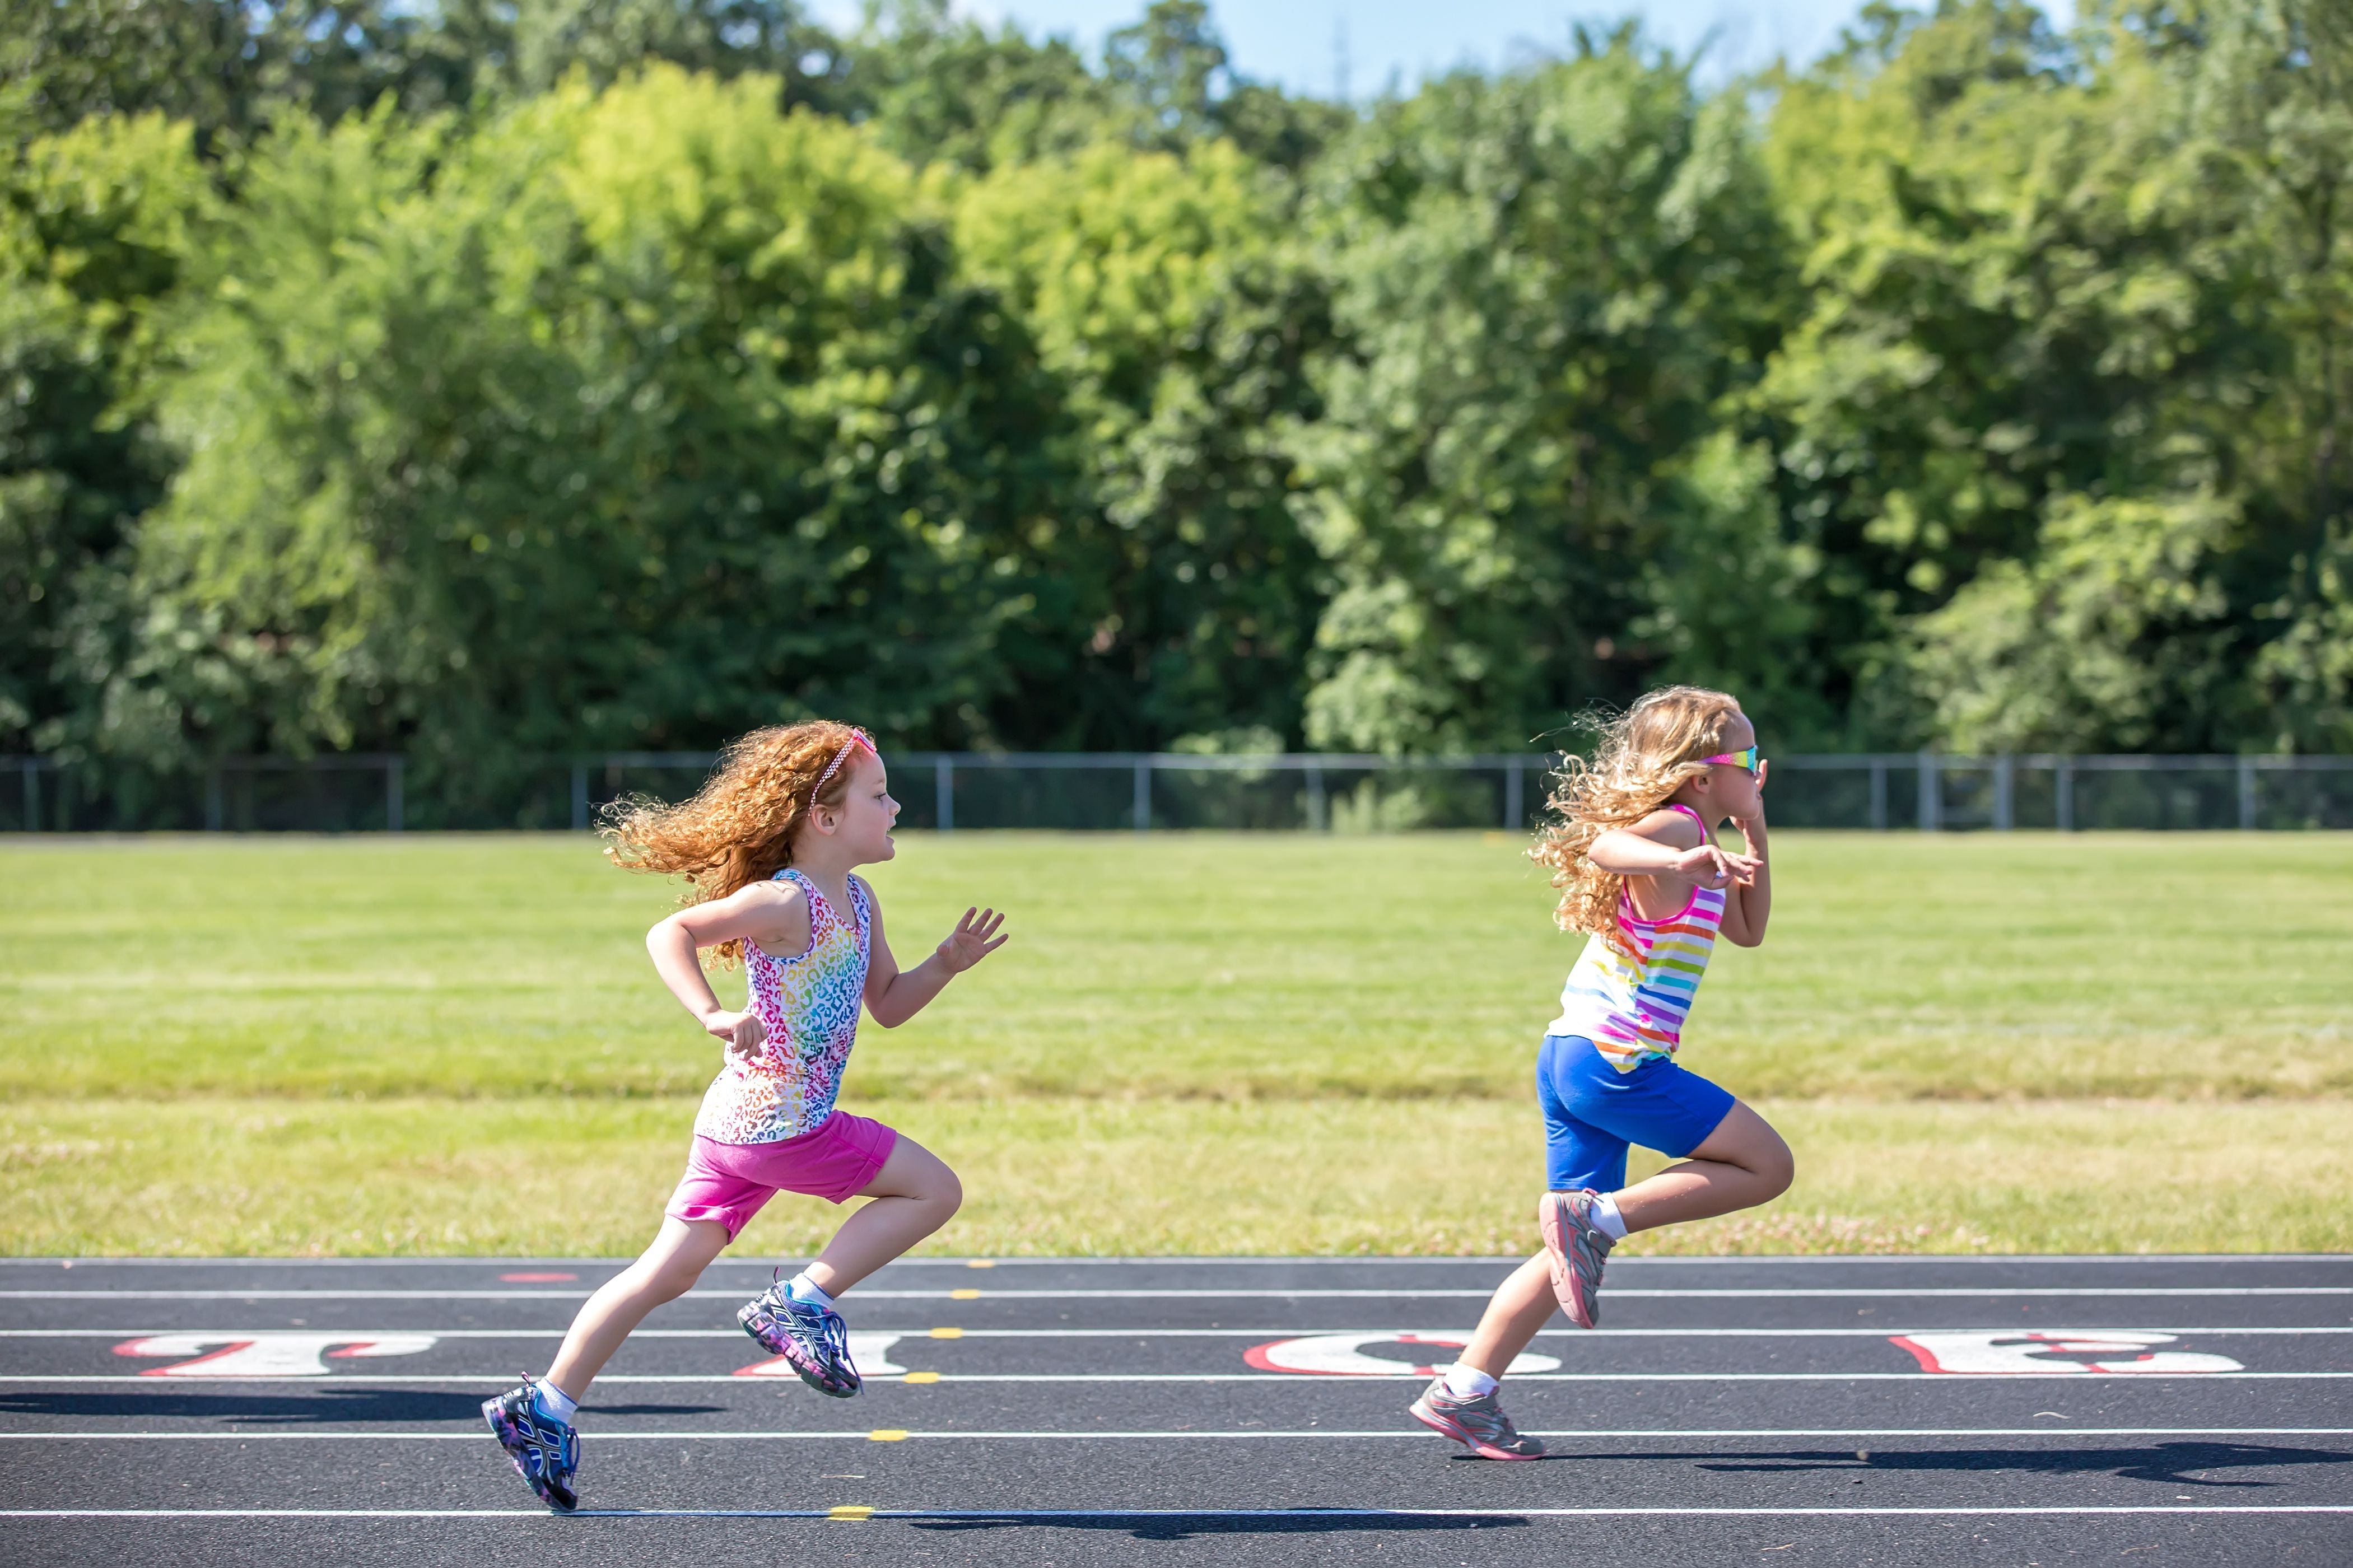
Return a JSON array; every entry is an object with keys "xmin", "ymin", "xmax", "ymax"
[{"xmin": 1537, "ymin": 1033, "xmax": 1737, "ymax": 1194}]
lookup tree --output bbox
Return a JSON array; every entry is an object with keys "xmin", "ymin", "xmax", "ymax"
[
  {"xmin": 955, "ymin": 137, "xmax": 1330, "ymax": 746},
  {"xmin": 1294, "ymin": 37, "xmax": 1796, "ymax": 753},
  {"xmin": 0, "ymin": 110, "xmax": 204, "ymax": 759},
  {"xmin": 125, "ymin": 70, "xmax": 1060, "ymax": 794}
]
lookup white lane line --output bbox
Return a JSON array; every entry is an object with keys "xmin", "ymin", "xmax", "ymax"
[
  {"xmin": 4, "ymin": 1287, "xmax": 2346, "ymax": 1301},
  {"xmin": 4, "ymin": 1371, "xmax": 2347, "ymax": 1384},
  {"xmin": 4, "ymin": 1506, "xmax": 2349, "ymax": 1520},
  {"xmin": 2, "ymin": 1427, "xmax": 2347, "ymax": 1441},
  {"xmin": 7, "ymin": 1253, "xmax": 2343, "ymax": 1266},
  {"xmin": 7, "ymin": 1326, "xmax": 2350, "ymax": 1338}
]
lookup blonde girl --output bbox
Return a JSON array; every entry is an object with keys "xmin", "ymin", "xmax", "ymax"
[
  {"xmin": 1410, "ymin": 685, "xmax": 1791, "ymax": 1460},
  {"xmin": 484, "ymin": 721, "xmax": 1007, "ymax": 1510}
]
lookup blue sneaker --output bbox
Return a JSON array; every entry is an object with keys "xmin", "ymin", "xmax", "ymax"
[
  {"xmin": 739, "ymin": 1276, "xmax": 861, "ymax": 1398},
  {"xmin": 482, "ymin": 1374, "xmax": 579, "ymax": 1511}
]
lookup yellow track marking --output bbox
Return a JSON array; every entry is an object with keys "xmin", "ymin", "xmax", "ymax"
[
  {"xmin": 929, "ymin": 1327, "xmax": 964, "ymax": 1339},
  {"xmin": 966, "ymin": 1259, "xmax": 996, "ymax": 1269},
  {"xmin": 950, "ymin": 1288, "xmax": 981, "ymax": 1300},
  {"xmin": 868, "ymin": 1429, "xmax": 908, "ymax": 1442},
  {"xmin": 827, "ymin": 1505, "xmax": 875, "ymax": 1520},
  {"xmin": 902, "ymin": 1371, "xmax": 941, "ymax": 1384}
]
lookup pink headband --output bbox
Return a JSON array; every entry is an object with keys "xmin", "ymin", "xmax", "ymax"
[{"xmin": 813, "ymin": 727, "xmax": 874, "ymax": 796}]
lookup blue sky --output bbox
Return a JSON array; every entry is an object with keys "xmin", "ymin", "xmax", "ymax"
[{"xmin": 809, "ymin": 1, "xmax": 2078, "ymax": 96}]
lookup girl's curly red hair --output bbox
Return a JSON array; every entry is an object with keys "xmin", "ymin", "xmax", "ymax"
[{"xmin": 600, "ymin": 721, "xmax": 872, "ymax": 965}]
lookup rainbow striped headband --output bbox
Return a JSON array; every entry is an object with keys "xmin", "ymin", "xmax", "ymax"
[{"xmin": 814, "ymin": 727, "xmax": 875, "ymax": 795}]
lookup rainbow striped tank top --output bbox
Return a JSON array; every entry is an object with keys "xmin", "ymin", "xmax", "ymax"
[
  {"xmin": 692, "ymin": 867, "xmax": 872, "ymax": 1144},
  {"xmin": 1545, "ymin": 803, "xmax": 1727, "ymax": 1071}
]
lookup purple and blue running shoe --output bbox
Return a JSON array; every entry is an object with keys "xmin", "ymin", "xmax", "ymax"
[
  {"xmin": 482, "ymin": 1374, "xmax": 579, "ymax": 1511},
  {"xmin": 739, "ymin": 1275, "xmax": 861, "ymax": 1398}
]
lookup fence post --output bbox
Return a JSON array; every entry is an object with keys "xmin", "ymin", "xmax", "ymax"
[
  {"xmin": 1304, "ymin": 759, "xmax": 1326, "ymax": 831},
  {"xmin": 2237, "ymin": 757, "xmax": 2257, "ymax": 830},
  {"xmin": 18, "ymin": 759, "xmax": 34, "ymax": 833},
  {"xmin": 2056, "ymin": 759, "xmax": 2075, "ymax": 832},
  {"xmin": 1916, "ymin": 751, "xmax": 1939, "ymax": 832},
  {"xmin": 204, "ymin": 766, "xmax": 225, "ymax": 832},
  {"xmin": 1992, "ymin": 754, "xmax": 2014, "ymax": 832},
  {"xmin": 1869, "ymin": 759, "xmax": 1888, "ymax": 830},
  {"xmin": 936, "ymin": 757, "xmax": 954, "ymax": 833},
  {"xmin": 1132, "ymin": 758, "xmax": 1152, "ymax": 831},
  {"xmin": 570, "ymin": 763, "xmax": 588, "ymax": 832},
  {"xmin": 1503, "ymin": 758, "xmax": 1523, "ymax": 830},
  {"xmin": 386, "ymin": 757, "xmax": 404, "ymax": 834}
]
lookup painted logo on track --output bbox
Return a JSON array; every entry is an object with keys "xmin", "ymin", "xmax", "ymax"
[
  {"xmin": 1243, "ymin": 1333, "xmax": 1562, "ymax": 1377},
  {"xmin": 112, "ymin": 1333, "xmax": 440, "ymax": 1377},
  {"xmin": 735, "ymin": 1332, "xmax": 906, "ymax": 1379},
  {"xmin": 1889, "ymin": 1330, "xmax": 2244, "ymax": 1375}
]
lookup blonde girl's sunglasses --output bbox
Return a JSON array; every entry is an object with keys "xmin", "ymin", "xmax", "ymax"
[{"xmin": 1701, "ymin": 745, "xmax": 1762, "ymax": 774}]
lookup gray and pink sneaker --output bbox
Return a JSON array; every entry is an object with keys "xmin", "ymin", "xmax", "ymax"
[
  {"xmin": 1409, "ymin": 1375, "xmax": 1545, "ymax": 1460},
  {"xmin": 1539, "ymin": 1189, "xmax": 1614, "ymax": 1328}
]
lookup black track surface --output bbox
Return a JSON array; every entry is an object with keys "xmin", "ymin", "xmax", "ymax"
[{"xmin": 2, "ymin": 1254, "xmax": 2348, "ymax": 1565}]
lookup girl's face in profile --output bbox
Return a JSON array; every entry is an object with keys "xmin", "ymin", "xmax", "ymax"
[
  {"xmin": 1691, "ymin": 711, "xmax": 1765, "ymax": 820},
  {"xmin": 827, "ymin": 750, "xmax": 901, "ymax": 862}
]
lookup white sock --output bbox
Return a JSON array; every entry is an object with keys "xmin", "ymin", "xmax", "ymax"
[
  {"xmin": 1442, "ymin": 1364, "xmax": 1499, "ymax": 1401},
  {"xmin": 786, "ymin": 1271, "xmax": 836, "ymax": 1312},
  {"xmin": 1590, "ymin": 1192, "xmax": 1630, "ymax": 1241},
  {"xmin": 532, "ymin": 1378, "xmax": 578, "ymax": 1425}
]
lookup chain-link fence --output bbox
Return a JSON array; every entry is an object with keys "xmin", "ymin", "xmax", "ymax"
[{"xmin": 5, "ymin": 751, "xmax": 2351, "ymax": 833}]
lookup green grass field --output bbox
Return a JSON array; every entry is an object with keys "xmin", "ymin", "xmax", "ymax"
[{"xmin": 4, "ymin": 832, "xmax": 2350, "ymax": 1256}]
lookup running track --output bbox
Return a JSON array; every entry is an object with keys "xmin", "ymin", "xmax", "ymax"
[{"xmin": 1, "ymin": 1254, "xmax": 2348, "ymax": 1565}]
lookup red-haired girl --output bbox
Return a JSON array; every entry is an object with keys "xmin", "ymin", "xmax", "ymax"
[{"xmin": 486, "ymin": 722, "xmax": 1006, "ymax": 1510}]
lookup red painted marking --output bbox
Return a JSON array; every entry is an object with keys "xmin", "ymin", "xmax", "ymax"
[
  {"xmin": 734, "ymin": 1356, "xmax": 796, "ymax": 1378},
  {"xmin": 1888, "ymin": 1334, "xmax": 1944, "ymax": 1374},
  {"xmin": 116, "ymin": 1338, "xmax": 256, "ymax": 1376}
]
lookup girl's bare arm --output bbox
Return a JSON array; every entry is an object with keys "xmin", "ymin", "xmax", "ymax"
[
  {"xmin": 645, "ymin": 881, "xmax": 807, "ymax": 1060},
  {"xmin": 1590, "ymin": 809, "xmax": 1762, "ymax": 890},
  {"xmin": 861, "ymin": 885, "xmax": 1008, "ymax": 1029},
  {"xmin": 1717, "ymin": 810, "xmax": 1772, "ymax": 947}
]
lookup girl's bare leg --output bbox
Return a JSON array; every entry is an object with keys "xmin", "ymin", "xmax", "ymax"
[
  {"xmin": 1455, "ymin": 1105, "xmax": 1792, "ymax": 1384},
  {"xmin": 1614, "ymin": 1101, "xmax": 1793, "ymax": 1233},
  {"xmin": 803, "ymin": 1136, "xmax": 962, "ymax": 1297},
  {"xmin": 546, "ymin": 1217, "xmax": 729, "ymax": 1401},
  {"xmin": 1453, "ymin": 1253, "xmax": 1557, "ymax": 1381}
]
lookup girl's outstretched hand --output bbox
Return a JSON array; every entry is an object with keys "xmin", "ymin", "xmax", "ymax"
[
  {"xmin": 936, "ymin": 907, "xmax": 1009, "ymax": 973},
  {"xmin": 705, "ymin": 1008, "xmax": 767, "ymax": 1062},
  {"xmin": 1670, "ymin": 843, "xmax": 1762, "ymax": 890}
]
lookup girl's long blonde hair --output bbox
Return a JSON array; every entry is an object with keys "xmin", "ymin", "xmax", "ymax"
[
  {"xmin": 1531, "ymin": 686, "xmax": 1744, "ymax": 948},
  {"xmin": 601, "ymin": 720, "xmax": 872, "ymax": 965}
]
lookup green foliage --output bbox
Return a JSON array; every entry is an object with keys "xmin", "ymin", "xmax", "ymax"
[
  {"xmin": 0, "ymin": 111, "xmax": 205, "ymax": 756},
  {"xmin": 1759, "ymin": 0, "xmax": 2353, "ymax": 750},
  {"xmin": 4, "ymin": 1, "xmax": 2351, "ymax": 777},
  {"xmin": 954, "ymin": 137, "xmax": 1326, "ymax": 745},
  {"xmin": 126, "ymin": 72, "xmax": 1069, "ymax": 776},
  {"xmin": 1295, "ymin": 42, "xmax": 1793, "ymax": 752}
]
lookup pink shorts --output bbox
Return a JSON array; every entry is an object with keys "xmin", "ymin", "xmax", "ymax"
[{"xmin": 663, "ymin": 1112, "xmax": 898, "ymax": 1243}]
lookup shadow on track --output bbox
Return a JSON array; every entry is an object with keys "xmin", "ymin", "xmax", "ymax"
[
  {"xmin": 0, "ymin": 1391, "xmax": 721, "ymax": 1424},
  {"xmin": 1596, "ymin": 1442, "xmax": 2353, "ymax": 1489},
  {"xmin": 906, "ymin": 1512, "xmax": 1530, "ymax": 1542}
]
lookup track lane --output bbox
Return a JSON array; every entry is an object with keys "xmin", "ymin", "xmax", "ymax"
[{"xmin": 3, "ymin": 1256, "xmax": 2346, "ymax": 1565}]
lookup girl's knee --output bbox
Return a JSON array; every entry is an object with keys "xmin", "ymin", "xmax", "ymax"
[
  {"xmin": 1756, "ymin": 1140, "xmax": 1795, "ymax": 1200},
  {"xmin": 932, "ymin": 1166, "xmax": 965, "ymax": 1219},
  {"xmin": 638, "ymin": 1260, "xmax": 705, "ymax": 1303}
]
